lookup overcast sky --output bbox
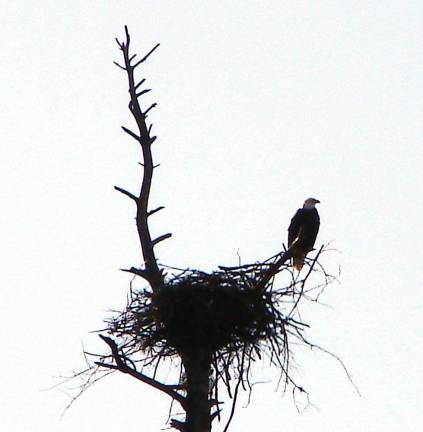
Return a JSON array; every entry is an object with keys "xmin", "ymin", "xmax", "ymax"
[{"xmin": 1, "ymin": 1, "xmax": 422, "ymax": 431}]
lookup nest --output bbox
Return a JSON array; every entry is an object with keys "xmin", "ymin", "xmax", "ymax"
[
  {"xmin": 156, "ymin": 271, "xmax": 274, "ymax": 352},
  {"xmin": 69, "ymin": 249, "xmax": 344, "ymax": 427},
  {"xmin": 104, "ymin": 256, "xmax": 323, "ymax": 398},
  {"xmin": 108, "ymin": 267, "xmax": 285, "ymax": 357}
]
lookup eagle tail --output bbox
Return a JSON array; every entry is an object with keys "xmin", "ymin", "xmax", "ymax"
[{"xmin": 292, "ymin": 254, "xmax": 306, "ymax": 271}]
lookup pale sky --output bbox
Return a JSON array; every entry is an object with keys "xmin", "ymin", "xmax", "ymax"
[{"xmin": 1, "ymin": 1, "xmax": 423, "ymax": 431}]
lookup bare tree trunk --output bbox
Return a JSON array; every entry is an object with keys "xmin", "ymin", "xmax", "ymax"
[{"xmin": 182, "ymin": 349, "xmax": 212, "ymax": 432}]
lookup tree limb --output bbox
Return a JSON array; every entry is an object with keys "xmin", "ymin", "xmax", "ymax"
[
  {"xmin": 144, "ymin": 103, "xmax": 157, "ymax": 116},
  {"xmin": 255, "ymin": 248, "xmax": 294, "ymax": 291},
  {"xmin": 147, "ymin": 206, "xmax": 165, "ymax": 217},
  {"xmin": 115, "ymin": 26, "xmax": 164, "ymax": 292},
  {"xmin": 152, "ymin": 233, "xmax": 172, "ymax": 246},
  {"xmin": 98, "ymin": 335, "xmax": 187, "ymax": 409},
  {"xmin": 121, "ymin": 126, "xmax": 141, "ymax": 142},
  {"xmin": 136, "ymin": 89, "xmax": 151, "ymax": 98},
  {"xmin": 95, "ymin": 362, "xmax": 119, "ymax": 370},
  {"xmin": 114, "ymin": 186, "xmax": 138, "ymax": 202},
  {"xmin": 133, "ymin": 43, "xmax": 160, "ymax": 69},
  {"xmin": 113, "ymin": 61, "xmax": 126, "ymax": 71},
  {"xmin": 120, "ymin": 267, "xmax": 150, "ymax": 282},
  {"xmin": 134, "ymin": 78, "xmax": 146, "ymax": 91},
  {"xmin": 170, "ymin": 419, "xmax": 186, "ymax": 431},
  {"xmin": 287, "ymin": 245, "xmax": 324, "ymax": 316},
  {"xmin": 115, "ymin": 38, "xmax": 123, "ymax": 49}
]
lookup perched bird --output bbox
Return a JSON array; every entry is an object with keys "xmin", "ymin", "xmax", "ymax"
[{"xmin": 287, "ymin": 198, "xmax": 320, "ymax": 271}]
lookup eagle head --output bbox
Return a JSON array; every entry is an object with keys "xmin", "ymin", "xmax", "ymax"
[{"xmin": 303, "ymin": 197, "xmax": 320, "ymax": 209}]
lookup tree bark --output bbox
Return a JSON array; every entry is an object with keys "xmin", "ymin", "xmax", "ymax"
[{"xmin": 182, "ymin": 349, "xmax": 212, "ymax": 432}]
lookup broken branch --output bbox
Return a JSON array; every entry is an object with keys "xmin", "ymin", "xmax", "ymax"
[
  {"xmin": 113, "ymin": 61, "xmax": 126, "ymax": 71},
  {"xmin": 121, "ymin": 126, "xmax": 141, "ymax": 142},
  {"xmin": 144, "ymin": 103, "xmax": 157, "ymax": 116},
  {"xmin": 114, "ymin": 186, "xmax": 138, "ymax": 202},
  {"xmin": 136, "ymin": 89, "xmax": 151, "ymax": 98},
  {"xmin": 133, "ymin": 43, "xmax": 160, "ymax": 68},
  {"xmin": 134, "ymin": 78, "xmax": 146, "ymax": 91},
  {"xmin": 152, "ymin": 233, "xmax": 172, "ymax": 246},
  {"xmin": 120, "ymin": 267, "xmax": 149, "ymax": 280},
  {"xmin": 147, "ymin": 206, "xmax": 165, "ymax": 217}
]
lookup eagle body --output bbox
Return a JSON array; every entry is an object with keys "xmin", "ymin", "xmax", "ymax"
[{"xmin": 288, "ymin": 199, "xmax": 320, "ymax": 271}]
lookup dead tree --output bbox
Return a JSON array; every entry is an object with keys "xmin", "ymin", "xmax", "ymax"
[{"xmin": 73, "ymin": 27, "xmax": 349, "ymax": 432}]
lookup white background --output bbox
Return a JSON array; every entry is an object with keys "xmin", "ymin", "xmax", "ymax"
[{"xmin": 1, "ymin": 1, "xmax": 422, "ymax": 431}]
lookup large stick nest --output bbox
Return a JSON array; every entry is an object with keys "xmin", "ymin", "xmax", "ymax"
[
  {"xmin": 109, "ymin": 267, "xmax": 285, "ymax": 356},
  {"xmin": 104, "ymin": 251, "xmax": 333, "ymax": 396}
]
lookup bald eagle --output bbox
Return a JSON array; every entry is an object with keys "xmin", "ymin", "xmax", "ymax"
[{"xmin": 288, "ymin": 198, "xmax": 320, "ymax": 271}]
